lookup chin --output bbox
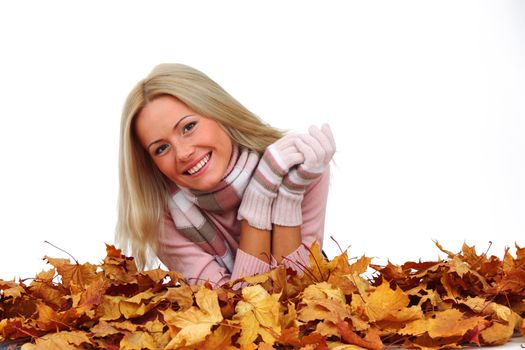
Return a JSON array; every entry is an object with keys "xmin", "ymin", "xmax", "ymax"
[{"xmin": 196, "ymin": 177, "xmax": 221, "ymax": 192}]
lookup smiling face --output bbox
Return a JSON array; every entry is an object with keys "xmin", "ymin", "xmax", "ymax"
[{"xmin": 134, "ymin": 95, "xmax": 233, "ymax": 192}]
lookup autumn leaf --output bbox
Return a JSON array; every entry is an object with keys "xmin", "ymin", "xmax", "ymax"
[
  {"xmin": 198, "ymin": 321, "xmax": 240, "ymax": 350},
  {"xmin": 399, "ymin": 308, "xmax": 488, "ymax": 339},
  {"xmin": 336, "ymin": 320, "xmax": 383, "ymax": 350},
  {"xmin": 21, "ymin": 330, "xmax": 91, "ymax": 350},
  {"xmin": 351, "ymin": 279, "xmax": 422, "ymax": 324},
  {"xmin": 234, "ymin": 284, "xmax": 281, "ymax": 345},
  {"xmin": 298, "ymin": 297, "xmax": 352, "ymax": 324},
  {"xmin": 0, "ymin": 280, "xmax": 24, "ymax": 299},
  {"xmin": 307, "ymin": 241, "xmax": 331, "ymax": 282},
  {"xmin": 44, "ymin": 256, "xmax": 99, "ymax": 289},
  {"xmin": 157, "ymin": 285, "xmax": 194, "ymax": 311},
  {"xmin": 90, "ymin": 320, "xmax": 121, "ymax": 337},
  {"xmin": 2, "ymin": 241, "xmax": 525, "ymax": 349},
  {"xmin": 302, "ymin": 281, "xmax": 346, "ymax": 303},
  {"xmin": 97, "ymin": 295, "xmax": 124, "ymax": 321},
  {"xmin": 480, "ymin": 322, "xmax": 517, "ymax": 346},
  {"xmin": 162, "ymin": 287, "xmax": 223, "ymax": 348},
  {"xmin": 120, "ymin": 331, "xmax": 157, "ymax": 350},
  {"xmin": 119, "ymin": 289, "xmax": 158, "ymax": 319}
]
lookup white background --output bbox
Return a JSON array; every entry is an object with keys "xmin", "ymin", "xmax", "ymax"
[{"xmin": 0, "ymin": 1, "xmax": 524, "ymax": 285}]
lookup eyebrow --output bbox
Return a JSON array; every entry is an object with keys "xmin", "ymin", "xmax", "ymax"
[{"xmin": 146, "ymin": 114, "xmax": 194, "ymax": 150}]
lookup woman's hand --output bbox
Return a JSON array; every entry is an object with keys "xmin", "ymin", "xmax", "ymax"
[
  {"xmin": 271, "ymin": 124, "xmax": 336, "ymax": 227},
  {"xmin": 237, "ymin": 134, "xmax": 305, "ymax": 230},
  {"xmin": 296, "ymin": 123, "xmax": 336, "ymax": 174}
]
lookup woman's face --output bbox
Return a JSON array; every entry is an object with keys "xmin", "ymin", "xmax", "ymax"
[{"xmin": 134, "ymin": 95, "xmax": 233, "ymax": 192}]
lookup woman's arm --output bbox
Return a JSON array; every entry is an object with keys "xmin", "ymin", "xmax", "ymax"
[
  {"xmin": 271, "ymin": 225, "xmax": 301, "ymax": 264},
  {"xmin": 271, "ymin": 168, "xmax": 331, "ymax": 270},
  {"xmin": 238, "ymin": 220, "xmax": 271, "ymax": 264}
]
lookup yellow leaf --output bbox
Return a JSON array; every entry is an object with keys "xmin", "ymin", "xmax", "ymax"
[
  {"xmin": 234, "ymin": 285, "xmax": 281, "ymax": 345},
  {"xmin": 120, "ymin": 331, "xmax": 157, "ymax": 350},
  {"xmin": 119, "ymin": 299, "xmax": 151, "ymax": 319},
  {"xmin": 142, "ymin": 318, "xmax": 166, "ymax": 333},
  {"xmin": 307, "ymin": 242, "xmax": 330, "ymax": 281},
  {"xmin": 348, "ymin": 256, "xmax": 372, "ymax": 275},
  {"xmin": 302, "ymin": 282, "xmax": 346, "ymax": 304},
  {"xmin": 126, "ymin": 289, "xmax": 157, "ymax": 304},
  {"xmin": 400, "ymin": 308, "xmax": 487, "ymax": 338},
  {"xmin": 298, "ymin": 298, "xmax": 351, "ymax": 324},
  {"xmin": 316, "ymin": 320, "xmax": 339, "ymax": 337},
  {"xmin": 31, "ymin": 331, "xmax": 91, "ymax": 350},
  {"xmin": 281, "ymin": 301, "xmax": 298, "ymax": 329},
  {"xmin": 157, "ymin": 285, "xmax": 194, "ymax": 311},
  {"xmin": 352, "ymin": 279, "xmax": 415, "ymax": 323},
  {"xmin": 163, "ymin": 287, "xmax": 223, "ymax": 348},
  {"xmin": 90, "ymin": 320, "xmax": 120, "ymax": 337},
  {"xmin": 97, "ymin": 295, "xmax": 123, "ymax": 321},
  {"xmin": 44, "ymin": 256, "xmax": 99, "ymax": 289},
  {"xmin": 327, "ymin": 341, "xmax": 368, "ymax": 350},
  {"xmin": 0, "ymin": 280, "xmax": 24, "ymax": 299},
  {"xmin": 112, "ymin": 320, "xmax": 140, "ymax": 332},
  {"xmin": 480, "ymin": 322, "xmax": 516, "ymax": 346},
  {"xmin": 198, "ymin": 322, "xmax": 240, "ymax": 350}
]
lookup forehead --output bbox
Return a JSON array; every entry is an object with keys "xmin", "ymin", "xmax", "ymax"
[
  {"xmin": 139, "ymin": 95, "xmax": 191, "ymax": 121},
  {"xmin": 134, "ymin": 96, "xmax": 191, "ymax": 144}
]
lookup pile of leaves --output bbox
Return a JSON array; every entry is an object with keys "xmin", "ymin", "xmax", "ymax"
[{"xmin": 1, "ymin": 242, "xmax": 524, "ymax": 350}]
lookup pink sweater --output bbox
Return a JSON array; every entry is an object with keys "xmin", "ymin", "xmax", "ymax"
[{"xmin": 157, "ymin": 169, "xmax": 330, "ymax": 286}]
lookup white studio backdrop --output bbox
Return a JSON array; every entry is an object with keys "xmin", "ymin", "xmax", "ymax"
[{"xmin": 0, "ymin": 1, "xmax": 524, "ymax": 281}]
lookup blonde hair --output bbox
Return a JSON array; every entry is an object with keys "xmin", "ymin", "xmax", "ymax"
[{"xmin": 116, "ymin": 63, "xmax": 283, "ymax": 270}]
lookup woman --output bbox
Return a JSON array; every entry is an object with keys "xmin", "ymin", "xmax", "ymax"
[{"xmin": 116, "ymin": 63, "xmax": 335, "ymax": 286}]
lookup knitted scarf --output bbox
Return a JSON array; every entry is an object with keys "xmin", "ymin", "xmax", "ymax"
[{"xmin": 167, "ymin": 146, "xmax": 260, "ymax": 272}]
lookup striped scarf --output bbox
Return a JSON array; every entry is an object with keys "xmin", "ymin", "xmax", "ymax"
[{"xmin": 167, "ymin": 146, "xmax": 260, "ymax": 272}]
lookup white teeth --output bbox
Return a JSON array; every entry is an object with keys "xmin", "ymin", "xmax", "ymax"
[{"xmin": 187, "ymin": 154, "xmax": 210, "ymax": 175}]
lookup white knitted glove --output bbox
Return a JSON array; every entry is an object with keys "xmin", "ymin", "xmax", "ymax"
[
  {"xmin": 271, "ymin": 124, "xmax": 336, "ymax": 227},
  {"xmin": 238, "ymin": 134, "xmax": 305, "ymax": 230}
]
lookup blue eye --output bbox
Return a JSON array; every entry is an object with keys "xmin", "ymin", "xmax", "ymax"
[
  {"xmin": 183, "ymin": 121, "xmax": 197, "ymax": 134},
  {"xmin": 155, "ymin": 144, "xmax": 169, "ymax": 155}
]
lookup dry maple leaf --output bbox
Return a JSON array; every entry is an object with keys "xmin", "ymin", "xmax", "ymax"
[
  {"xmin": 21, "ymin": 330, "xmax": 91, "ymax": 350},
  {"xmin": 234, "ymin": 284, "xmax": 281, "ymax": 346},
  {"xmin": 119, "ymin": 331, "xmax": 157, "ymax": 350},
  {"xmin": 44, "ymin": 256, "xmax": 99, "ymax": 289},
  {"xmin": 0, "ymin": 280, "xmax": 24, "ymax": 299},
  {"xmin": 162, "ymin": 287, "xmax": 223, "ymax": 348},
  {"xmin": 2, "ymin": 241, "xmax": 525, "ymax": 349},
  {"xmin": 399, "ymin": 308, "xmax": 488, "ymax": 339}
]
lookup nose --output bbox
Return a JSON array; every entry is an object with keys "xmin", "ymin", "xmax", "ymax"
[{"xmin": 174, "ymin": 140, "xmax": 195, "ymax": 163}]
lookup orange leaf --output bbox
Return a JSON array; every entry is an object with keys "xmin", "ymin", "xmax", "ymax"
[
  {"xmin": 44, "ymin": 256, "xmax": 98, "ymax": 289},
  {"xmin": 120, "ymin": 331, "xmax": 157, "ymax": 350},
  {"xmin": 336, "ymin": 320, "xmax": 383, "ymax": 350},
  {"xmin": 400, "ymin": 308, "xmax": 488, "ymax": 339}
]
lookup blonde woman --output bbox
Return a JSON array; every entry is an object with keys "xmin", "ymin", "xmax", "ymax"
[{"xmin": 116, "ymin": 63, "xmax": 335, "ymax": 286}]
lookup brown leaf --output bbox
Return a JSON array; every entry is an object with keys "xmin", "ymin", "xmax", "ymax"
[
  {"xmin": 234, "ymin": 285, "xmax": 281, "ymax": 345},
  {"xmin": 44, "ymin": 256, "xmax": 99, "ymax": 289},
  {"xmin": 90, "ymin": 320, "xmax": 121, "ymax": 337},
  {"xmin": 163, "ymin": 287, "xmax": 223, "ymax": 348},
  {"xmin": 400, "ymin": 308, "xmax": 488, "ymax": 339},
  {"xmin": 0, "ymin": 280, "xmax": 25, "ymax": 299},
  {"xmin": 199, "ymin": 322, "xmax": 240, "ymax": 350},
  {"xmin": 277, "ymin": 327, "xmax": 302, "ymax": 347},
  {"xmin": 120, "ymin": 331, "xmax": 157, "ymax": 350},
  {"xmin": 336, "ymin": 320, "xmax": 383, "ymax": 350},
  {"xmin": 29, "ymin": 330, "xmax": 91, "ymax": 350},
  {"xmin": 97, "ymin": 295, "xmax": 124, "ymax": 321},
  {"xmin": 159, "ymin": 285, "xmax": 194, "ymax": 311}
]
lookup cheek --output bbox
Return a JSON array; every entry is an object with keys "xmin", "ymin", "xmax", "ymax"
[
  {"xmin": 154, "ymin": 157, "xmax": 175, "ymax": 177},
  {"xmin": 216, "ymin": 130, "xmax": 232, "ymax": 154}
]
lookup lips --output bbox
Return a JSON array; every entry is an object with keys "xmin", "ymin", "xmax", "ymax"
[{"xmin": 185, "ymin": 152, "xmax": 211, "ymax": 175}]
